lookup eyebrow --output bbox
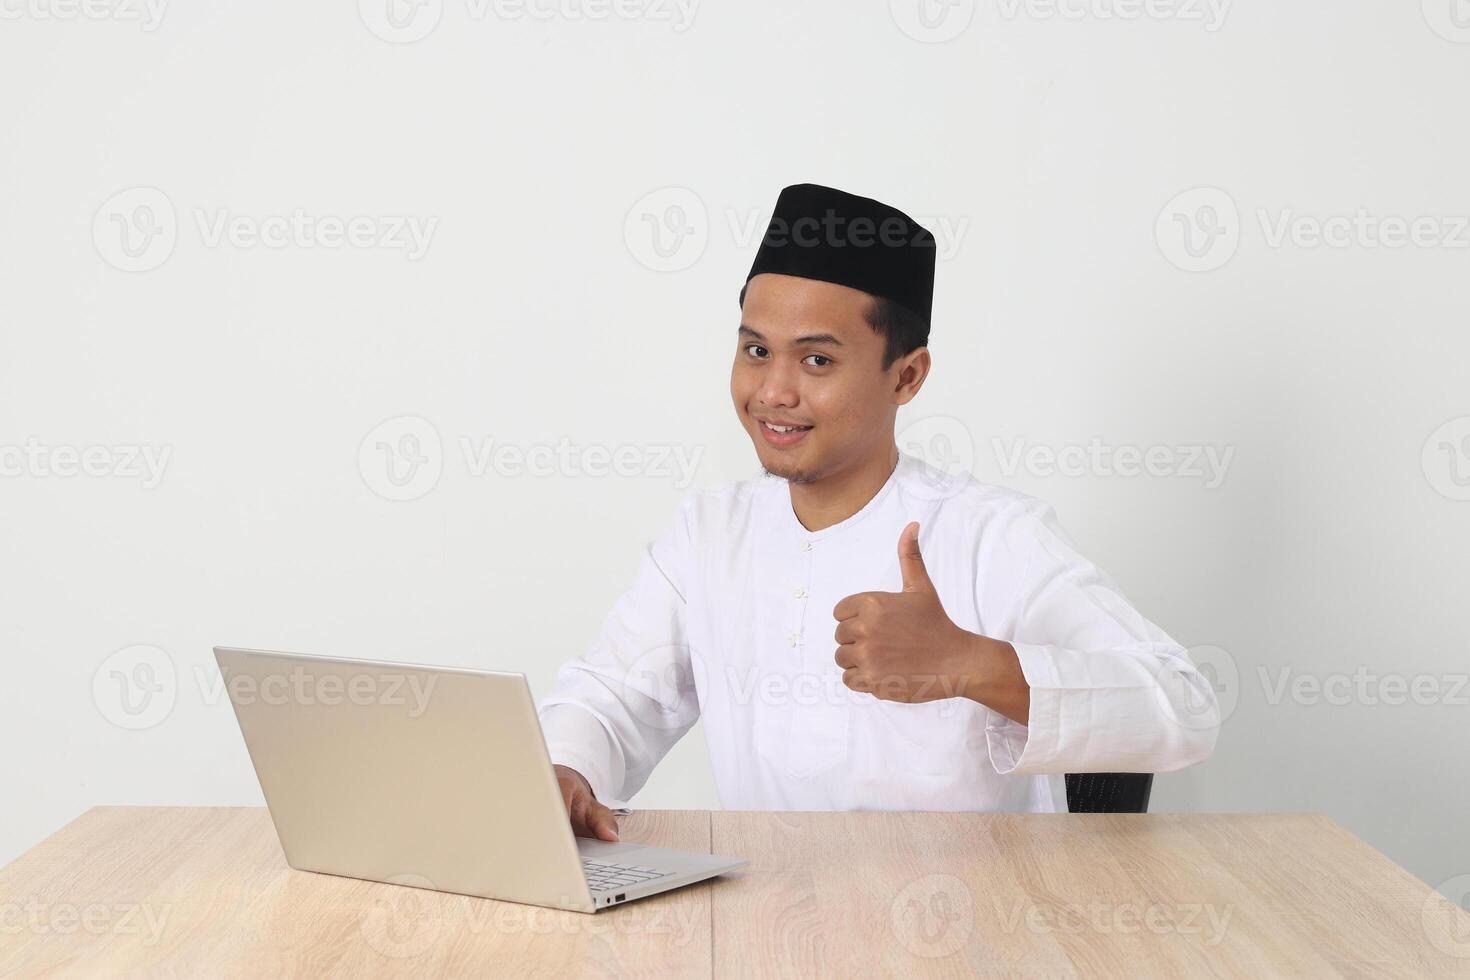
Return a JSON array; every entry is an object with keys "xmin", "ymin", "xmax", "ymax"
[{"xmin": 738, "ymin": 325, "xmax": 845, "ymax": 347}]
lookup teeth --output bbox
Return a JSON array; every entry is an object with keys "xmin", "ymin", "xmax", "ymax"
[{"xmin": 765, "ymin": 423, "xmax": 806, "ymax": 433}]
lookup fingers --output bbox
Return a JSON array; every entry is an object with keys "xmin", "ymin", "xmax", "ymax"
[
  {"xmin": 570, "ymin": 800, "xmax": 596, "ymax": 838},
  {"xmin": 898, "ymin": 521, "xmax": 934, "ymax": 594},
  {"xmin": 834, "ymin": 644, "xmax": 856, "ymax": 670},
  {"xmin": 569, "ymin": 793, "xmax": 620, "ymax": 842},
  {"xmin": 834, "ymin": 591, "xmax": 883, "ymax": 621},
  {"xmin": 834, "ymin": 618, "xmax": 860, "ymax": 646},
  {"xmin": 555, "ymin": 766, "xmax": 619, "ymax": 842},
  {"xmin": 586, "ymin": 800, "xmax": 621, "ymax": 843}
]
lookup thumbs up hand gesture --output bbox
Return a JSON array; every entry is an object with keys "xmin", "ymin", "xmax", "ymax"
[{"xmin": 832, "ymin": 521, "xmax": 979, "ymax": 704}]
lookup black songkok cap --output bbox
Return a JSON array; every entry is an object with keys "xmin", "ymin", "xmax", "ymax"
[{"xmin": 741, "ymin": 183, "xmax": 937, "ymax": 330}]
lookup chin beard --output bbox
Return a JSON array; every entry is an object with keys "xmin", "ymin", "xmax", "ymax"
[{"xmin": 762, "ymin": 461, "xmax": 821, "ymax": 485}]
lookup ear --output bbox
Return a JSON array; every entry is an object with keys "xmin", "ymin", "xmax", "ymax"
[{"xmin": 893, "ymin": 347, "xmax": 931, "ymax": 406}]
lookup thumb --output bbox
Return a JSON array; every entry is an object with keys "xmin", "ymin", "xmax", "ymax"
[{"xmin": 898, "ymin": 521, "xmax": 934, "ymax": 593}]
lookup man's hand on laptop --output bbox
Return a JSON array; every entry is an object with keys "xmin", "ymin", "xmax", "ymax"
[{"xmin": 554, "ymin": 765, "xmax": 620, "ymax": 842}]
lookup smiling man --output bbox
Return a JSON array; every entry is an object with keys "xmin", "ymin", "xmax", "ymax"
[{"xmin": 539, "ymin": 183, "xmax": 1219, "ymax": 841}]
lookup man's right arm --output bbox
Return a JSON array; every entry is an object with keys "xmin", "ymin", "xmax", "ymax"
[{"xmin": 537, "ymin": 495, "xmax": 701, "ymax": 837}]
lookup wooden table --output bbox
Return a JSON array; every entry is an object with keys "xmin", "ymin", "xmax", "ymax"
[{"xmin": 3, "ymin": 807, "xmax": 1468, "ymax": 977}]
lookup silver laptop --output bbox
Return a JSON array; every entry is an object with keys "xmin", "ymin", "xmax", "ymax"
[{"xmin": 214, "ymin": 646, "xmax": 745, "ymax": 913}]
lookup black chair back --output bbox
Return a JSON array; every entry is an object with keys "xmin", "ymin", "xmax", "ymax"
[{"xmin": 1065, "ymin": 773, "xmax": 1153, "ymax": 813}]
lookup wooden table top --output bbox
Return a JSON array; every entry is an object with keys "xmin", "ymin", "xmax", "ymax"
[{"xmin": 2, "ymin": 807, "xmax": 1468, "ymax": 977}]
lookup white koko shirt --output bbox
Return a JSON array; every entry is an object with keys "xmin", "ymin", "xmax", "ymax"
[{"xmin": 537, "ymin": 451, "xmax": 1219, "ymax": 813}]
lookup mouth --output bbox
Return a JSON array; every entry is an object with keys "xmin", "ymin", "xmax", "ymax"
[{"xmin": 756, "ymin": 417, "xmax": 813, "ymax": 449}]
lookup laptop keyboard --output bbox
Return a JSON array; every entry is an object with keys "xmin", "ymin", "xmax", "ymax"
[{"xmin": 581, "ymin": 858, "xmax": 671, "ymax": 893}]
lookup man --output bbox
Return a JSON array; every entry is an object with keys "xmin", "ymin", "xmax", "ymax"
[{"xmin": 540, "ymin": 183, "xmax": 1219, "ymax": 842}]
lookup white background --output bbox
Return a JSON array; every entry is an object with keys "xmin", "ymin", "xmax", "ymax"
[{"xmin": 2, "ymin": 0, "xmax": 1467, "ymax": 908}]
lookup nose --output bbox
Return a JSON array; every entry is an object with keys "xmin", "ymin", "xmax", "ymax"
[{"xmin": 756, "ymin": 357, "xmax": 801, "ymax": 410}]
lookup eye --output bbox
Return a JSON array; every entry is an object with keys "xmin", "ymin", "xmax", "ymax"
[
  {"xmin": 802, "ymin": 354, "xmax": 832, "ymax": 367},
  {"xmin": 745, "ymin": 344, "xmax": 769, "ymax": 358}
]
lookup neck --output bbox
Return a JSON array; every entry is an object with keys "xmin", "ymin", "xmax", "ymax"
[{"xmin": 788, "ymin": 441, "xmax": 900, "ymax": 532}]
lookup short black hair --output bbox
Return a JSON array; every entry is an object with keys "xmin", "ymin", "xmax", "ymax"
[
  {"xmin": 737, "ymin": 283, "xmax": 929, "ymax": 370},
  {"xmin": 863, "ymin": 294, "xmax": 929, "ymax": 369}
]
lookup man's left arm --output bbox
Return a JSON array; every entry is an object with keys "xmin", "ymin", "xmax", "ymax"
[{"xmin": 833, "ymin": 505, "xmax": 1219, "ymax": 775}]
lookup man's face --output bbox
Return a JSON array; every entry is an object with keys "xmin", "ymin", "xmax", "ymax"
[{"xmin": 731, "ymin": 272, "xmax": 920, "ymax": 484}]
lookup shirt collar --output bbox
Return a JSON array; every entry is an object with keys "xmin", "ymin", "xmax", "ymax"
[{"xmin": 774, "ymin": 450, "xmax": 917, "ymax": 544}]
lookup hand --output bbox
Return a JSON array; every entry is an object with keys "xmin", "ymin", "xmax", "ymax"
[
  {"xmin": 832, "ymin": 521, "xmax": 977, "ymax": 703},
  {"xmin": 553, "ymin": 764, "xmax": 620, "ymax": 842}
]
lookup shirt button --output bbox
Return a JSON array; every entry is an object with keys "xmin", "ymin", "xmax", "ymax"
[
  {"xmin": 787, "ymin": 633, "xmax": 800, "ymax": 647},
  {"xmin": 799, "ymin": 541, "xmax": 812, "ymax": 551},
  {"xmin": 792, "ymin": 587, "xmax": 807, "ymax": 599}
]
